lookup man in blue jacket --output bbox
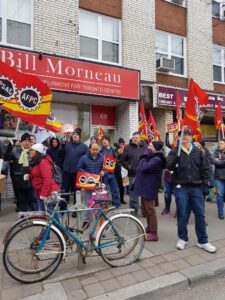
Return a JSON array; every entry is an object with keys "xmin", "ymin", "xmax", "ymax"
[{"xmin": 61, "ymin": 128, "xmax": 88, "ymax": 204}]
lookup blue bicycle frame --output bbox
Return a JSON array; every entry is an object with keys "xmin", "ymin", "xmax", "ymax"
[{"xmin": 36, "ymin": 206, "xmax": 123, "ymax": 254}]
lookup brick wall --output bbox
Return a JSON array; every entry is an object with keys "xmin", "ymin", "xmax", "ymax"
[
  {"xmin": 122, "ymin": 0, "xmax": 156, "ymax": 82},
  {"xmin": 79, "ymin": 0, "xmax": 121, "ymax": 19},
  {"xmin": 34, "ymin": 0, "xmax": 79, "ymax": 57},
  {"xmin": 187, "ymin": 0, "xmax": 213, "ymax": 90},
  {"xmin": 116, "ymin": 101, "xmax": 138, "ymax": 143}
]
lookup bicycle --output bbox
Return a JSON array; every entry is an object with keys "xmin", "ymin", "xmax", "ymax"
[{"xmin": 3, "ymin": 191, "xmax": 145, "ymax": 284}]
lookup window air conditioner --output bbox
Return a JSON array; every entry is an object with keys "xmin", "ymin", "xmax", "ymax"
[
  {"xmin": 156, "ymin": 57, "xmax": 175, "ymax": 72},
  {"xmin": 172, "ymin": 0, "xmax": 184, "ymax": 5}
]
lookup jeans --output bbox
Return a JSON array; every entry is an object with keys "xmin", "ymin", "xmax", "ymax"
[
  {"xmin": 215, "ymin": 179, "xmax": 225, "ymax": 215},
  {"xmin": 16, "ymin": 188, "xmax": 39, "ymax": 212},
  {"xmin": 103, "ymin": 174, "xmax": 121, "ymax": 208},
  {"xmin": 62, "ymin": 171, "xmax": 77, "ymax": 207},
  {"xmin": 174, "ymin": 185, "xmax": 208, "ymax": 244},
  {"xmin": 129, "ymin": 176, "xmax": 139, "ymax": 213},
  {"xmin": 164, "ymin": 181, "xmax": 174, "ymax": 211}
]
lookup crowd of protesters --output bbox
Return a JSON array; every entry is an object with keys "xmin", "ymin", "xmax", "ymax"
[{"xmin": 1, "ymin": 126, "xmax": 224, "ymax": 254}]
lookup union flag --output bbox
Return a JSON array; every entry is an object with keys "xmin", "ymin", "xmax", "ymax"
[
  {"xmin": 0, "ymin": 60, "xmax": 52, "ymax": 127},
  {"xmin": 147, "ymin": 111, "xmax": 161, "ymax": 141},
  {"xmin": 214, "ymin": 103, "xmax": 223, "ymax": 130},
  {"xmin": 96, "ymin": 126, "xmax": 104, "ymax": 142},
  {"xmin": 44, "ymin": 112, "xmax": 62, "ymax": 132},
  {"xmin": 103, "ymin": 154, "xmax": 117, "ymax": 173},
  {"xmin": 138, "ymin": 100, "xmax": 148, "ymax": 141}
]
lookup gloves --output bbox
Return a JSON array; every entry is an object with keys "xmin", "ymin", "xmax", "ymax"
[{"xmin": 23, "ymin": 174, "xmax": 29, "ymax": 181}]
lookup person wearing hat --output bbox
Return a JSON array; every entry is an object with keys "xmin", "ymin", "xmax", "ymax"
[
  {"xmin": 60, "ymin": 127, "xmax": 88, "ymax": 205},
  {"xmin": 29, "ymin": 143, "xmax": 60, "ymax": 211},
  {"xmin": 114, "ymin": 144, "xmax": 127, "ymax": 205},
  {"xmin": 134, "ymin": 140, "xmax": 165, "ymax": 241},
  {"xmin": 166, "ymin": 127, "xmax": 216, "ymax": 253},
  {"xmin": 4, "ymin": 132, "xmax": 38, "ymax": 212}
]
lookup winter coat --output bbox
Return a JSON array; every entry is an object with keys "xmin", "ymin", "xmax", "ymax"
[
  {"xmin": 61, "ymin": 141, "xmax": 88, "ymax": 173},
  {"xmin": 77, "ymin": 152, "xmax": 104, "ymax": 175},
  {"xmin": 134, "ymin": 151, "xmax": 165, "ymax": 200},
  {"xmin": 211, "ymin": 149, "xmax": 225, "ymax": 180},
  {"xmin": 46, "ymin": 147, "xmax": 63, "ymax": 170},
  {"xmin": 30, "ymin": 155, "xmax": 60, "ymax": 198},
  {"xmin": 166, "ymin": 144, "xmax": 213, "ymax": 186},
  {"xmin": 122, "ymin": 140, "xmax": 148, "ymax": 177},
  {"xmin": 4, "ymin": 144, "xmax": 32, "ymax": 188}
]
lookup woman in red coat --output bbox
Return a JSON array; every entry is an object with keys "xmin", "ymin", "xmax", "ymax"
[{"xmin": 29, "ymin": 143, "xmax": 60, "ymax": 211}]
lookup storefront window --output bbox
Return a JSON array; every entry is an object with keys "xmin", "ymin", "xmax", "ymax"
[{"xmin": 92, "ymin": 127, "xmax": 116, "ymax": 144}]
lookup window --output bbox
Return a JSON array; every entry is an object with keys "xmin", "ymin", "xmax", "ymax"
[
  {"xmin": 0, "ymin": 0, "xmax": 33, "ymax": 48},
  {"xmin": 156, "ymin": 31, "xmax": 186, "ymax": 76},
  {"xmin": 79, "ymin": 10, "xmax": 121, "ymax": 64},
  {"xmin": 213, "ymin": 46, "xmax": 225, "ymax": 83},
  {"xmin": 212, "ymin": 0, "xmax": 225, "ymax": 19}
]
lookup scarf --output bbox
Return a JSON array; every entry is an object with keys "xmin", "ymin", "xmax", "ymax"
[{"xmin": 18, "ymin": 147, "xmax": 30, "ymax": 167}]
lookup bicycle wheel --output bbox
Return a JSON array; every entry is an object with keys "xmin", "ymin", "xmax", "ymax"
[
  {"xmin": 98, "ymin": 214, "xmax": 145, "ymax": 267},
  {"xmin": 3, "ymin": 223, "xmax": 64, "ymax": 284}
]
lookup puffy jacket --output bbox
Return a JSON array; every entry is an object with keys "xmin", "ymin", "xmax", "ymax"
[
  {"xmin": 211, "ymin": 149, "xmax": 225, "ymax": 180},
  {"xmin": 135, "ymin": 151, "xmax": 165, "ymax": 200},
  {"xmin": 61, "ymin": 142, "xmax": 88, "ymax": 173},
  {"xmin": 4, "ymin": 144, "xmax": 32, "ymax": 188},
  {"xmin": 30, "ymin": 155, "xmax": 60, "ymax": 198},
  {"xmin": 122, "ymin": 141, "xmax": 148, "ymax": 177},
  {"xmin": 77, "ymin": 152, "xmax": 104, "ymax": 175},
  {"xmin": 166, "ymin": 144, "xmax": 213, "ymax": 186}
]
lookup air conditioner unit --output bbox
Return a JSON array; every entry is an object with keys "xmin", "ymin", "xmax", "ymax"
[
  {"xmin": 156, "ymin": 57, "xmax": 175, "ymax": 72},
  {"xmin": 172, "ymin": 0, "xmax": 184, "ymax": 5}
]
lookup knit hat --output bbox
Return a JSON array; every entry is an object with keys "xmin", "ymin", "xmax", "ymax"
[
  {"xmin": 152, "ymin": 141, "xmax": 164, "ymax": 151},
  {"xmin": 31, "ymin": 143, "xmax": 45, "ymax": 154},
  {"xmin": 183, "ymin": 128, "xmax": 192, "ymax": 135},
  {"xmin": 73, "ymin": 127, "xmax": 82, "ymax": 137},
  {"xmin": 20, "ymin": 132, "xmax": 31, "ymax": 142}
]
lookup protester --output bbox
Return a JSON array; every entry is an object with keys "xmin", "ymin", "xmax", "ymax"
[
  {"xmin": 90, "ymin": 136, "xmax": 97, "ymax": 144},
  {"xmin": 211, "ymin": 139, "xmax": 225, "ymax": 219},
  {"xmin": 4, "ymin": 133, "xmax": 38, "ymax": 212},
  {"xmin": 30, "ymin": 134, "xmax": 36, "ymax": 146},
  {"xmin": 29, "ymin": 143, "xmax": 60, "ymax": 211},
  {"xmin": 47, "ymin": 137, "xmax": 63, "ymax": 170},
  {"xmin": 77, "ymin": 142, "xmax": 104, "ymax": 224},
  {"xmin": 166, "ymin": 127, "xmax": 216, "ymax": 253},
  {"xmin": 122, "ymin": 131, "xmax": 148, "ymax": 215},
  {"xmin": 100, "ymin": 136, "xmax": 121, "ymax": 208},
  {"xmin": 114, "ymin": 144, "xmax": 127, "ymax": 204},
  {"xmin": 60, "ymin": 128, "xmax": 88, "ymax": 204},
  {"xmin": 135, "ymin": 141, "xmax": 165, "ymax": 241}
]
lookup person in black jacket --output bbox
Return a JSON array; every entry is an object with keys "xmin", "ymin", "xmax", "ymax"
[
  {"xmin": 166, "ymin": 128, "xmax": 216, "ymax": 253},
  {"xmin": 114, "ymin": 144, "xmax": 127, "ymax": 204},
  {"xmin": 47, "ymin": 137, "xmax": 63, "ymax": 170},
  {"xmin": 211, "ymin": 139, "xmax": 225, "ymax": 219},
  {"xmin": 4, "ymin": 133, "xmax": 38, "ymax": 212},
  {"xmin": 122, "ymin": 132, "xmax": 147, "ymax": 215}
]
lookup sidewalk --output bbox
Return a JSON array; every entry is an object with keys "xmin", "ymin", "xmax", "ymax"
[{"xmin": 1, "ymin": 194, "xmax": 225, "ymax": 300}]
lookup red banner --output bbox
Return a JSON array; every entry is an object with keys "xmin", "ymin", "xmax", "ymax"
[
  {"xmin": 0, "ymin": 47, "xmax": 140, "ymax": 100},
  {"xmin": 166, "ymin": 122, "xmax": 178, "ymax": 133},
  {"xmin": 103, "ymin": 154, "xmax": 117, "ymax": 173},
  {"xmin": 76, "ymin": 172, "xmax": 100, "ymax": 190}
]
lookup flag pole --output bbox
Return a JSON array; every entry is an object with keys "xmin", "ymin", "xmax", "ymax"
[
  {"xmin": 14, "ymin": 118, "xmax": 21, "ymax": 140},
  {"xmin": 176, "ymin": 126, "xmax": 184, "ymax": 168},
  {"xmin": 222, "ymin": 124, "xmax": 224, "ymax": 139}
]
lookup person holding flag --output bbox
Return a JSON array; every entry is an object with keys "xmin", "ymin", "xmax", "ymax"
[
  {"xmin": 100, "ymin": 136, "xmax": 121, "ymax": 208},
  {"xmin": 166, "ymin": 127, "xmax": 216, "ymax": 253}
]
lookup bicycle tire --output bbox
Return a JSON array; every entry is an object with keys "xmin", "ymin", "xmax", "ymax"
[
  {"xmin": 3, "ymin": 223, "xmax": 64, "ymax": 284},
  {"xmin": 98, "ymin": 214, "xmax": 145, "ymax": 267}
]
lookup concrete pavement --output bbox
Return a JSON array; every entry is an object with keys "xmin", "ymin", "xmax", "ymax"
[{"xmin": 1, "ymin": 193, "xmax": 225, "ymax": 299}]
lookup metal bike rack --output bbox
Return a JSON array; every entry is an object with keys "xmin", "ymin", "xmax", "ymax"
[{"xmin": 76, "ymin": 190, "xmax": 84, "ymax": 270}]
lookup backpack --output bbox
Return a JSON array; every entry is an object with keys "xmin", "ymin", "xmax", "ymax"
[{"xmin": 52, "ymin": 163, "xmax": 62, "ymax": 187}]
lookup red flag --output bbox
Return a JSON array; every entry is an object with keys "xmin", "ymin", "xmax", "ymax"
[
  {"xmin": 138, "ymin": 100, "xmax": 148, "ymax": 141},
  {"xmin": 44, "ymin": 112, "xmax": 62, "ymax": 132},
  {"xmin": 76, "ymin": 172, "xmax": 100, "ymax": 190},
  {"xmin": 103, "ymin": 154, "xmax": 117, "ymax": 173},
  {"xmin": 0, "ymin": 60, "xmax": 52, "ymax": 127},
  {"xmin": 147, "ymin": 111, "xmax": 161, "ymax": 141},
  {"xmin": 183, "ymin": 79, "xmax": 208, "ymax": 142},
  {"xmin": 96, "ymin": 126, "xmax": 104, "ymax": 142},
  {"xmin": 214, "ymin": 104, "xmax": 223, "ymax": 130}
]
